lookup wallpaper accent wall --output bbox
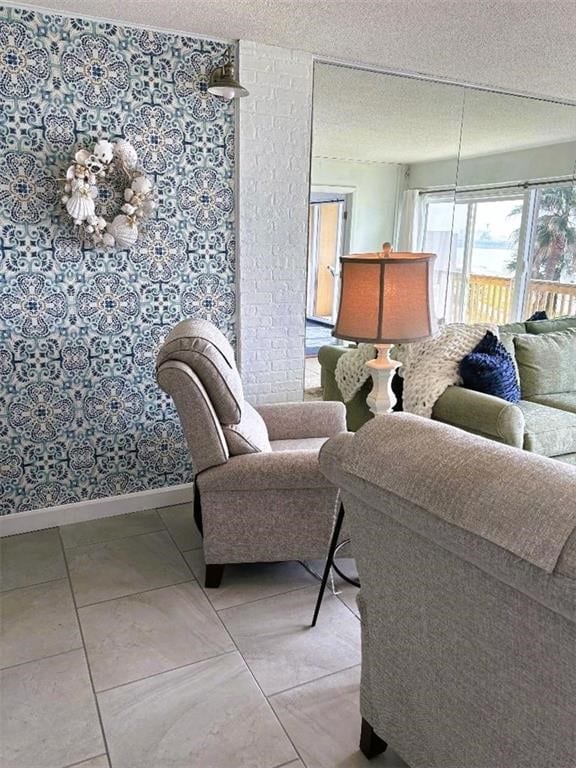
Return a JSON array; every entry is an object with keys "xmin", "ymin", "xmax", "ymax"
[{"xmin": 0, "ymin": 6, "xmax": 236, "ymax": 514}]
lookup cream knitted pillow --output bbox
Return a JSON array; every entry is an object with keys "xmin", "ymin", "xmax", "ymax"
[{"xmin": 390, "ymin": 323, "xmax": 498, "ymax": 417}]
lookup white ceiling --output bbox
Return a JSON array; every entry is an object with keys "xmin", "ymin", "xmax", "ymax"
[
  {"xmin": 17, "ymin": 0, "xmax": 576, "ymax": 103},
  {"xmin": 312, "ymin": 65, "xmax": 576, "ymax": 164}
]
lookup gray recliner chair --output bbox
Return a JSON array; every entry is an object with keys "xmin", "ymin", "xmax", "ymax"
[{"xmin": 156, "ymin": 318, "xmax": 347, "ymax": 588}]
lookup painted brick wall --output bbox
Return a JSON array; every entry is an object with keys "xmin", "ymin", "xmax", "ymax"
[{"xmin": 238, "ymin": 41, "xmax": 313, "ymax": 403}]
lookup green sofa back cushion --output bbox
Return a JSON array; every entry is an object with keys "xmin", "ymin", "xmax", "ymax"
[
  {"xmin": 514, "ymin": 328, "xmax": 576, "ymax": 398},
  {"xmin": 525, "ymin": 316, "xmax": 576, "ymax": 334},
  {"xmin": 499, "ymin": 322, "xmax": 527, "ymax": 334}
]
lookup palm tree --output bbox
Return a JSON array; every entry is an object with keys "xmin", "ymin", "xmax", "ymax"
[{"xmin": 507, "ymin": 186, "xmax": 576, "ymax": 282}]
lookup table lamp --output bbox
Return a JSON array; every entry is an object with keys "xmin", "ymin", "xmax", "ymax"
[{"xmin": 332, "ymin": 251, "xmax": 437, "ymax": 415}]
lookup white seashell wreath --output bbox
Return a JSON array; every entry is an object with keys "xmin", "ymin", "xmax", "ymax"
[{"xmin": 60, "ymin": 138, "xmax": 156, "ymax": 249}]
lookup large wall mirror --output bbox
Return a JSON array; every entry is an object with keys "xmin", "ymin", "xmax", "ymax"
[{"xmin": 304, "ymin": 62, "xmax": 576, "ymax": 370}]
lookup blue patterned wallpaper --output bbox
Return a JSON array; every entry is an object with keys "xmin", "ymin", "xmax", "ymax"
[{"xmin": 0, "ymin": 6, "xmax": 236, "ymax": 513}]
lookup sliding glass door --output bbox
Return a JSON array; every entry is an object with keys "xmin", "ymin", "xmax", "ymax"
[{"xmin": 423, "ymin": 183, "xmax": 576, "ymax": 324}]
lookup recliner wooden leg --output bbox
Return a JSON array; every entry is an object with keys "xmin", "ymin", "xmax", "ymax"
[
  {"xmin": 205, "ymin": 563, "xmax": 225, "ymax": 588},
  {"xmin": 360, "ymin": 718, "xmax": 387, "ymax": 759}
]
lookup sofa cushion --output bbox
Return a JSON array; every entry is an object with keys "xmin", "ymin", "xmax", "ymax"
[
  {"xmin": 459, "ymin": 331, "xmax": 520, "ymax": 402},
  {"xmin": 518, "ymin": 400, "xmax": 576, "ymax": 457},
  {"xmin": 514, "ymin": 328, "xmax": 576, "ymax": 397},
  {"xmin": 525, "ymin": 315, "xmax": 576, "ymax": 334},
  {"xmin": 271, "ymin": 437, "xmax": 328, "ymax": 452},
  {"xmin": 499, "ymin": 322, "xmax": 527, "ymax": 334},
  {"xmin": 528, "ymin": 392, "xmax": 576, "ymax": 415},
  {"xmin": 157, "ymin": 318, "xmax": 244, "ymax": 425},
  {"xmin": 223, "ymin": 402, "xmax": 271, "ymax": 455}
]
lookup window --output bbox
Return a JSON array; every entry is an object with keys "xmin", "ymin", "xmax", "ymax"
[
  {"xmin": 422, "ymin": 183, "xmax": 576, "ymax": 323},
  {"xmin": 524, "ymin": 186, "xmax": 576, "ymax": 317}
]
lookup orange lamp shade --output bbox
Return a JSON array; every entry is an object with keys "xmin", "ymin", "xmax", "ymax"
[{"xmin": 332, "ymin": 252, "xmax": 437, "ymax": 344}]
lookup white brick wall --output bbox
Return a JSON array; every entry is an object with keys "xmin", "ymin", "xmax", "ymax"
[{"xmin": 237, "ymin": 41, "xmax": 314, "ymax": 403}]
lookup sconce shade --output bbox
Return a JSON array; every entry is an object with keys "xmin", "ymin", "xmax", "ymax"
[
  {"xmin": 333, "ymin": 252, "xmax": 437, "ymax": 344},
  {"xmin": 208, "ymin": 63, "xmax": 249, "ymax": 99}
]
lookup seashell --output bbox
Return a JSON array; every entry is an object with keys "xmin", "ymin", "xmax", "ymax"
[
  {"xmin": 114, "ymin": 139, "xmax": 138, "ymax": 170},
  {"xmin": 66, "ymin": 190, "xmax": 95, "ymax": 224},
  {"xmin": 64, "ymin": 183, "xmax": 72, "ymax": 193},
  {"xmin": 124, "ymin": 188, "xmax": 134, "ymax": 202},
  {"xmin": 102, "ymin": 232, "xmax": 116, "ymax": 247},
  {"xmin": 74, "ymin": 149, "xmax": 90, "ymax": 165},
  {"xmin": 107, "ymin": 214, "xmax": 138, "ymax": 249},
  {"xmin": 121, "ymin": 203, "xmax": 136, "ymax": 216},
  {"xmin": 97, "ymin": 217, "xmax": 107, "ymax": 230},
  {"xmin": 61, "ymin": 195, "xmax": 69, "ymax": 204},
  {"xmin": 66, "ymin": 165, "xmax": 76, "ymax": 181},
  {"xmin": 131, "ymin": 176, "xmax": 152, "ymax": 195},
  {"xmin": 85, "ymin": 155, "xmax": 104, "ymax": 175},
  {"xmin": 93, "ymin": 139, "xmax": 114, "ymax": 164}
]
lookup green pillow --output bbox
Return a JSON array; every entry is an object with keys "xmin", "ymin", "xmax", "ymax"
[
  {"xmin": 499, "ymin": 322, "xmax": 527, "ymax": 335},
  {"xmin": 525, "ymin": 315, "xmax": 576, "ymax": 334},
  {"xmin": 514, "ymin": 328, "xmax": 576, "ymax": 398}
]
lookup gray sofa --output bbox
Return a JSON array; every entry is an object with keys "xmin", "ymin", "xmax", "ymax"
[
  {"xmin": 433, "ymin": 315, "xmax": 576, "ymax": 464},
  {"xmin": 320, "ymin": 414, "xmax": 576, "ymax": 768}
]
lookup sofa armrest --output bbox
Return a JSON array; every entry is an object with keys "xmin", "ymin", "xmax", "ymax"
[
  {"xmin": 319, "ymin": 413, "xmax": 576, "ymax": 575},
  {"xmin": 197, "ymin": 448, "xmax": 332, "ymax": 492},
  {"xmin": 256, "ymin": 401, "xmax": 347, "ymax": 441},
  {"xmin": 433, "ymin": 386, "xmax": 525, "ymax": 448},
  {"xmin": 317, "ymin": 344, "xmax": 349, "ymax": 375}
]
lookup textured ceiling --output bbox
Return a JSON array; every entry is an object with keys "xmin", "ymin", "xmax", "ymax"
[
  {"xmin": 16, "ymin": 0, "xmax": 576, "ymax": 103},
  {"xmin": 312, "ymin": 65, "xmax": 576, "ymax": 164}
]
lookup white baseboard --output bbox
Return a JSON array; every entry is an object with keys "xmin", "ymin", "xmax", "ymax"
[{"xmin": 0, "ymin": 483, "xmax": 195, "ymax": 537}]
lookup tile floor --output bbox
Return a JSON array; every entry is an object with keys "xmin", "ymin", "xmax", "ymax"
[{"xmin": 0, "ymin": 504, "xmax": 409, "ymax": 768}]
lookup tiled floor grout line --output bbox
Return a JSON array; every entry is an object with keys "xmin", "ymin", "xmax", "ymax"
[
  {"xmin": 298, "ymin": 560, "xmax": 361, "ymax": 622},
  {"xmin": 61, "ymin": 523, "xmax": 168, "ymax": 551},
  {"xmin": 184, "ymin": 564, "xmax": 309, "ymax": 768},
  {"xmin": 95, "ymin": 648, "xmax": 237, "ymax": 695},
  {"xmin": 159, "ymin": 516, "xmax": 207, "ymax": 580},
  {"xmin": 267, "ymin": 661, "xmax": 362, "ymax": 700},
  {"xmin": 76, "ymin": 577, "xmax": 198, "ymax": 609},
  {"xmin": 62, "ymin": 754, "xmax": 108, "ymax": 768},
  {"xmin": 335, "ymin": 593, "xmax": 361, "ymax": 621},
  {"xmin": 57, "ymin": 527, "xmax": 113, "ymax": 768},
  {"xmin": 0, "ymin": 574, "xmax": 67, "ymax": 595},
  {"xmin": 0, "ymin": 645, "xmax": 85, "ymax": 674},
  {"xmin": 214, "ymin": 580, "xmax": 348, "ymax": 619},
  {"xmin": 213, "ymin": 582, "xmax": 319, "ymax": 613},
  {"xmin": 145, "ymin": 510, "xmax": 315, "ymax": 763}
]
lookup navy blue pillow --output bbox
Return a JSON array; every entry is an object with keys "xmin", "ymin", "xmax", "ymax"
[
  {"xmin": 527, "ymin": 310, "xmax": 548, "ymax": 321},
  {"xmin": 459, "ymin": 331, "xmax": 520, "ymax": 402}
]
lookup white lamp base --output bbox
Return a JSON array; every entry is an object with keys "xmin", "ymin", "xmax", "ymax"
[{"xmin": 365, "ymin": 344, "xmax": 397, "ymax": 416}]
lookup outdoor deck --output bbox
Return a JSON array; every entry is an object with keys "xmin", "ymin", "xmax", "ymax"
[{"xmin": 451, "ymin": 274, "xmax": 576, "ymax": 325}]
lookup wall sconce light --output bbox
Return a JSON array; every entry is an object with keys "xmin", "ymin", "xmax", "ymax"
[{"xmin": 208, "ymin": 49, "xmax": 249, "ymax": 99}]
